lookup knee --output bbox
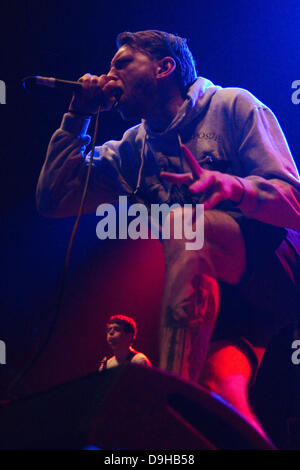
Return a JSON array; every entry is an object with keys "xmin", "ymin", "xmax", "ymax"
[{"xmin": 200, "ymin": 341, "xmax": 253, "ymax": 389}]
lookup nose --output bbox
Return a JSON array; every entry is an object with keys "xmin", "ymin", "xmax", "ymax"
[{"xmin": 106, "ymin": 68, "xmax": 118, "ymax": 80}]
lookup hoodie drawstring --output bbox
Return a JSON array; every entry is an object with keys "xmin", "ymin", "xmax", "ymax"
[{"xmin": 133, "ymin": 133, "xmax": 146, "ymax": 195}]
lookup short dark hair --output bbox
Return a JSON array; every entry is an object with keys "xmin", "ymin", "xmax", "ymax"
[
  {"xmin": 106, "ymin": 314, "xmax": 137, "ymax": 339},
  {"xmin": 116, "ymin": 30, "xmax": 197, "ymax": 94}
]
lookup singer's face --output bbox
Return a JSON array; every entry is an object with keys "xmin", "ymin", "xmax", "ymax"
[{"xmin": 107, "ymin": 45, "xmax": 159, "ymax": 120}]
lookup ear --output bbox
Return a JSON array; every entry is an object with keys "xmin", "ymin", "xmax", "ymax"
[
  {"xmin": 126, "ymin": 332, "xmax": 134, "ymax": 345},
  {"xmin": 156, "ymin": 57, "xmax": 176, "ymax": 79}
]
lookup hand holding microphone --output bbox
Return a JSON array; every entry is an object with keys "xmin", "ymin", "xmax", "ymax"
[
  {"xmin": 22, "ymin": 73, "xmax": 123, "ymax": 115},
  {"xmin": 68, "ymin": 73, "xmax": 123, "ymax": 116}
]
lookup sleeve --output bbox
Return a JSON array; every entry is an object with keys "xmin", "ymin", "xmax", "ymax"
[
  {"xmin": 232, "ymin": 90, "xmax": 300, "ymax": 230},
  {"xmin": 36, "ymin": 113, "xmax": 124, "ymax": 218}
]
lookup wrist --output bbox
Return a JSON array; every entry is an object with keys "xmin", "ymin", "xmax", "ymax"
[
  {"xmin": 68, "ymin": 107, "xmax": 95, "ymax": 118},
  {"xmin": 61, "ymin": 112, "xmax": 91, "ymax": 136},
  {"xmin": 231, "ymin": 176, "xmax": 245, "ymax": 206}
]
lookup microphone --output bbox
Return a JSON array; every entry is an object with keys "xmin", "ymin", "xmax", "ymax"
[
  {"xmin": 22, "ymin": 76, "xmax": 123, "ymax": 103},
  {"xmin": 22, "ymin": 76, "xmax": 83, "ymax": 92}
]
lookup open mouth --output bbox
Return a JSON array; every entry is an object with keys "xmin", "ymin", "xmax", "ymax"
[
  {"xmin": 111, "ymin": 88, "xmax": 123, "ymax": 110},
  {"xmin": 108, "ymin": 338, "xmax": 117, "ymax": 345},
  {"xmin": 112, "ymin": 87, "xmax": 123, "ymax": 103}
]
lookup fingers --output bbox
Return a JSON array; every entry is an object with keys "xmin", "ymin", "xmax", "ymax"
[
  {"xmin": 77, "ymin": 74, "xmax": 120, "ymax": 98},
  {"xmin": 161, "ymin": 145, "xmax": 234, "ymax": 211},
  {"xmin": 160, "ymin": 166, "xmax": 225, "ymax": 211},
  {"xmin": 77, "ymin": 73, "xmax": 111, "ymax": 88},
  {"xmin": 160, "ymin": 171, "xmax": 194, "ymax": 185},
  {"xmin": 160, "ymin": 169, "xmax": 216, "ymax": 195},
  {"xmin": 70, "ymin": 73, "xmax": 118, "ymax": 114},
  {"xmin": 177, "ymin": 145, "xmax": 224, "ymax": 209},
  {"xmin": 203, "ymin": 191, "xmax": 225, "ymax": 211},
  {"xmin": 76, "ymin": 74, "xmax": 109, "ymax": 100},
  {"xmin": 189, "ymin": 172, "xmax": 216, "ymax": 193},
  {"xmin": 181, "ymin": 144, "xmax": 204, "ymax": 179}
]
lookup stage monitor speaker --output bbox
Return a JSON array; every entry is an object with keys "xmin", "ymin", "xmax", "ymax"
[{"xmin": 0, "ymin": 364, "xmax": 275, "ymax": 450}]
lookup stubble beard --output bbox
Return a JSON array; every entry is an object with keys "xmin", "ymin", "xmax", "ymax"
[{"xmin": 119, "ymin": 76, "xmax": 158, "ymax": 122}]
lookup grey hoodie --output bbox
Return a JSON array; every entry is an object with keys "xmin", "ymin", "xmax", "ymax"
[{"xmin": 36, "ymin": 77, "xmax": 300, "ymax": 230}]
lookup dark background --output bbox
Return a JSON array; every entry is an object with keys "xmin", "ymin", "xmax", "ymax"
[{"xmin": 0, "ymin": 0, "xmax": 299, "ymax": 445}]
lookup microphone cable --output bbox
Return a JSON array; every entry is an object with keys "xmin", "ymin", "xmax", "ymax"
[{"xmin": 2, "ymin": 105, "xmax": 102, "ymax": 399}]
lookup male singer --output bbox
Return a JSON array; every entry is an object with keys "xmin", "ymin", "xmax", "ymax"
[{"xmin": 36, "ymin": 30, "xmax": 300, "ymax": 438}]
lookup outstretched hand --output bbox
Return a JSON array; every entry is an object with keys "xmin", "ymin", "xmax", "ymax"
[{"xmin": 160, "ymin": 145, "xmax": 244, "ymax": 210}]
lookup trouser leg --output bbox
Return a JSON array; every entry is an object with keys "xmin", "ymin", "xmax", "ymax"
[{"xmin": 159, "ymin": 208, "xmax": 246, "ymax": 382}]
